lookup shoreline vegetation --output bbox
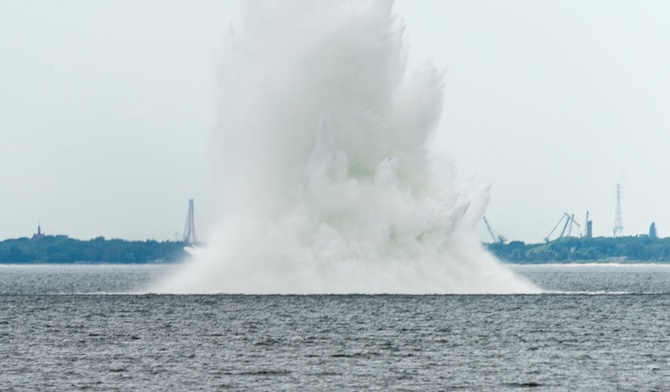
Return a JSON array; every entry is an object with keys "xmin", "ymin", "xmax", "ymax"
[
  {"xmin": 486, "ymin": 236, "xmax": 670, "ymax": 264},
  {"xmin": 0, "ymin": 236, "xmax": 188, "ymax": 264},
  {"xmin": 1, "ymin": 235, "xmax": 670, "ymax": 265}
]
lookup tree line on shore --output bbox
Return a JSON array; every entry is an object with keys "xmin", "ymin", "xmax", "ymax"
[
  {"xmin": 0, "ymin": 236, "xmax": 188, "ymax": 264},
  {"xmin": 2, "ymin": 233, "xmax": 668, "ymax": 264},
  {"xmin": 486, "ymin": 235, "xmax": 670, "ymax": 263}
]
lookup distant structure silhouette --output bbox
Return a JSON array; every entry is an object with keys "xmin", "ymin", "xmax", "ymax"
[
  {"xmin": 31, "ymin": 224, "xmax": 45, "ymax": 240},
  {"xmin": 649, "ymin": 222, "xmax": 657, "ymax": 239},
  {"xmin": 584, "ymin": 211, "xmax": 593, "ymax": 238},
  {"xmin": 613, "ymin": 184, "xmax": 624, "ymax": 237},
  {"xmin": 182, "ymin": 199, "xmax": 200, "ymax": 244}
]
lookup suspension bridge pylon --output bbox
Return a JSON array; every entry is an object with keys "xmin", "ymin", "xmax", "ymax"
[{"xmin": 182, "ymin": 199, "xmax": 200, "ymax": 244}]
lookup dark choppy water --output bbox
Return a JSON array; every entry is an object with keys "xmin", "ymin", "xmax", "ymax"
[{"xmin": 1, "ymin": 264, "xmax": 669, "ymax": 391}]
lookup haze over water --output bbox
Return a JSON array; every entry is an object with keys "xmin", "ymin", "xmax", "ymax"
[{"xmin": 154, "ymin": 0, "xmax": 537, "ymax": 294}]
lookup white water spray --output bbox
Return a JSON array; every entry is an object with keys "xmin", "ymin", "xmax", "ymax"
[{"xmin": 152, "ymin": 0, "xmax": 539, "ymax": 294}]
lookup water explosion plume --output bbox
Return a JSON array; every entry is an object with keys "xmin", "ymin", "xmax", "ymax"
[{"xmin": 153, "ymin": 0, "xmax": 539, "ymax": 294}]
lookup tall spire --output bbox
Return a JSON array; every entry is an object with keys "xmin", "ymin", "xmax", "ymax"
[{"xmin": 32, "ymin": 223, "xmax": 45, "ymax": 240}]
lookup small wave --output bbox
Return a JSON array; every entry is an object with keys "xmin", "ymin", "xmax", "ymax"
[
  {"xmin": 503, "ymin": 381, "xmax": 544, "ymax": 388},
  {"xmin": 541, "ymin": 290, "xmax": 669, "ymax": 295}
]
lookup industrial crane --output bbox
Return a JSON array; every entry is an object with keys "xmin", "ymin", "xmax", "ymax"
[
  {"xmin": 483, "ymin": 216, "xmax": 506, "ymax": 244},
  {"xmin": 545, "ymin": 212, "xmax": 581, "ymax": 242},
  {"xmin": 564, "ymin": 213, "xmax": 581, "ymax": 237}
]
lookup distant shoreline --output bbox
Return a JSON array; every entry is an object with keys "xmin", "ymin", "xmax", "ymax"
[
  {"xmin": 3, "ymin": 234, "xmax": 670, "ymax": 265},
  {"xmin": 487, "ymin": 236, "xmax": 670, "ymax": 264},
  {"xmin": 2, "ymin": 260, "xmax": 670, "ymax": 266},
  {"xmin": 0, "ymin": 260, "xmax": 180, "ymax": 265},
  {"xmin": 0, "ymin": 236, "xmax": 187, "ymax": 264}
]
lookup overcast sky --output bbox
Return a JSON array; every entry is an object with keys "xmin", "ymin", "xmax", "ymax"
[{"xmin": 2, "ymin": 1, "xmax": 669, "ymax": 243}]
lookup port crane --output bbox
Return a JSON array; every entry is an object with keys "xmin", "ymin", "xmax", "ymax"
[
  {"xmin": 483, "ymin": 216, "xmax": 506, "ymax": 244},
  {"xmin": 544, "ymin": 213, "xmax": 581, "ymax": 242}
]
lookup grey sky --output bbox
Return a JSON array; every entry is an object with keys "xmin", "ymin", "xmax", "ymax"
[{"xmin": 1, "ymin": 1, "xmax": 669, "ymax": 243}]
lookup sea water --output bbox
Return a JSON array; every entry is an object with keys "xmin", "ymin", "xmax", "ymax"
[{"xmin": 1, "ymin": 264, "xmax": 668, "ymax": 391}]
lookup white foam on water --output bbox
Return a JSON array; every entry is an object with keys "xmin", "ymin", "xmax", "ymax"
[{"xmin": 152, "ymin": 0, "xmax": 539, "ymax": 294}]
